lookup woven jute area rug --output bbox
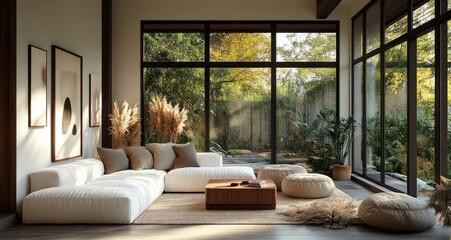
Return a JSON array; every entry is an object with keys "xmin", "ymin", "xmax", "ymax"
[{"xmin": 133, "ymin": 189, "xmax": 359, "ymax": 225}]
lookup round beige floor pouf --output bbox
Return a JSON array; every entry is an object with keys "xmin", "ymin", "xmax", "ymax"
[
  {"xmin": 358, "ymin": 192, "xmax": 436, "ymax": 232},
  {"xmin": 281, "ymin": 173, "xmax": 335, "ymax": 198},
  {"xmin": 257, "ymin": 164, "xmax": 307, "ymax": 191}
]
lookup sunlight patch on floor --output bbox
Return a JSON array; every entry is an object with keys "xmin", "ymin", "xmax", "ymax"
[{"xmin": 134, "ymin": 225, "xmax": 275, "ymax": 240}]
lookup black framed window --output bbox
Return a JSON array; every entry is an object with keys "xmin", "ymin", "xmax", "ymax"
[
  {"xmin": 352, "ymin": 0, "xmax": 451, "ymax": 197},
  {"xmin": 141, "ymin": 21, "xmax": 339, "ymax": 166}
]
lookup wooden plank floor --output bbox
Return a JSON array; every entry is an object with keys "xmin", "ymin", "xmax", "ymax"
[{"xmin": 0, "ymin": 180, "xmax": 450, "ymax": 240}]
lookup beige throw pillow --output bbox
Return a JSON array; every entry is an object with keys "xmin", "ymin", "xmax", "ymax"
[
  {"xmin": 172, "ymin": 143, "xmax": 199, "ymax": 169},
  {"xmin": 97, "ymin": 147, "xmax": 129, "ymax": 174},
  {"xmin": 146, "ymin": 143, "xmax": 190, "ymax": 170},
  {"xmin": 125, "ymin": 146, "xmax": 153, "ymax": 170},
  {"xmin": 145, "ymin": 143, "xmax": 176, "ymax": 170}
]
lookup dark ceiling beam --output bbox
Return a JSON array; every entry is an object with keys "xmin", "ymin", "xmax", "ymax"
[
  {"xmin": 384, "ymin": 0, "xmax": 407, "ymax": 25},
  {"xmin": 317, "ymin": 0, "xmax": 342, "ymax": 19}
]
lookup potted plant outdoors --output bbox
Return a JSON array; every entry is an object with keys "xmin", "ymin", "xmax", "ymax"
[{"xmin": 318, "ymin": 108, "xmax": 357, "ymax": 180}]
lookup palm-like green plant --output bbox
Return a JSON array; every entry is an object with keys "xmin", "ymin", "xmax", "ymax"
[
  {"xmin": 317, "ymin": 108, "xmax": 357, "ymax": 165},
  {"xmin": 289, "ymin": 111, "xmax": 321, "ymax": 156},
  {"xmin": 427, "ymin": 176, "xmax": 451, "ymax": 228}
]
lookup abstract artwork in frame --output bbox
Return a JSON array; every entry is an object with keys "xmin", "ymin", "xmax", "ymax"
[
  {"xmin": 28, "ymin": 45, "xmax": 47, "ymax": 127},
  {"xmin": 89, "ymin": 74, "xmax": 101, "ymax": 127},
  {"xmin": 52, "ymin": 46, "xmax": 83, "ymax": 162}
]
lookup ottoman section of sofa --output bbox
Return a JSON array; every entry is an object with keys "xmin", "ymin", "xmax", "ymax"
[
  {"xmin": 23, "ymin": 185, "xmax": 137, "ymax": 224},
  {"xmin": 23, "ymin": 169, "xmax": 166, "ymax": 224}
]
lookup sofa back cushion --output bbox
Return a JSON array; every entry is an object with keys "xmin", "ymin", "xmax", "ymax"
[
  {"xmin": 196, "ymin": 152, "xmax": 223, "ymax": 167},
  {"xmin": 29, "ymin": 158, "xmax": 104, "ymax": 193}
]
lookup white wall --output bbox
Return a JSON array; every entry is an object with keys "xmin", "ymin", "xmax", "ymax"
[
  {"xmin": 16, "ymin": 0, "xmax": 102, "ymax": 212},
  {"xmin": 349, "ymin": 0, "xmax": 370, "ymax": 17}
]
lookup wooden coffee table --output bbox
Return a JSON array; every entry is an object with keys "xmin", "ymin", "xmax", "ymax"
[{"xmin": 205, "ymin": 179, "xmax": 276, "ymax": 210}]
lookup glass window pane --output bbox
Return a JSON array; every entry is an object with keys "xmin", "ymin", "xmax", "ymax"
[
  {"xmin": 143, "ymin": 68, "xmax": 205, "ymax": 149},
  {"xmin": 384, "ymin": 42, "xmax": 408, "ymax": 192},
  {"xmin": 384, "ymin": 0, "xmax": 407, "ymax": 43},
  {"xmin": 354, "ymin": 15, "xmax": 363, "ymax": 59},
  {"xmin": 277, "ymin": 33, "xmax": 336, "ymax": 62},
  {"xmin": 353, "ymin": 62, "xmax": 364, "ymax": 174},
  {"xmin": 413, "ymin": 0, "xmax": 435, "ymax": 29},
  {"xmin": 143, "ymin": 33, "xmax": 204, "ymax": 62},
  {"xmin": 385, "ymin": 16, "xmax": 407, "ymax": 44},
  {"xmin": 366, "ymin": 54, "xmax": 381, "ymax": 182},
  {"xmin": 276, "ymin": 68, "xmax": 336, "ymax": 169},
  {"xmin": 210, "ymin": 68, "xmax": 271, "ymax": 167},
  {"xmin": 210, "ymin": 33, "xmax": 271, "ymax": 62},
  {"xmin": 366, "ymin": 0, "xmax": 381, "ymax": 53},
  {"xmin": 417, "ymin": 31, "xmax": 436, "ymax": 196}
]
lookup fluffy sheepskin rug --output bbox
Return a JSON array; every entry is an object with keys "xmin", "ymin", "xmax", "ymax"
[{"xmin": 281, "ymin": 196, "xmax": 361, "ymax": 229}]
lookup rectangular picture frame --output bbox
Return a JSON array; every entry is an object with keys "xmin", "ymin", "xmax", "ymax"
[
  {"xmin": 89, "ymin": 74, "xmax": 101, "ymax": 127},
  {"xmin": 28, "ymin": 45, "xmax": 47, "ymax": 127},
  {"xmin": 52, "ymin": 45, "xmax": 83, "ymax": 162}
]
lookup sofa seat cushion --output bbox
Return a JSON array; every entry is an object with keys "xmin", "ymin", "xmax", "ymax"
[
  {"xmin": 23, "ymin": 169, "xmax": 166, "ymax": 224},
  {"xmin": 164, "ymin": 166, "xmax": 256, "ymax": 192}
]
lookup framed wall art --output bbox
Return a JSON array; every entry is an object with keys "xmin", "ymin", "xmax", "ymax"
[
  {"xmin": 28, "ymin": 45, "xmax": 47, "ymax": 127},
  {"xmin": 89, "ymin": 74, "xmax": 101, "ymax": 127},
  {"xmin": 51, "ymin": 45, "xmax": 83, "ymax": 161}
]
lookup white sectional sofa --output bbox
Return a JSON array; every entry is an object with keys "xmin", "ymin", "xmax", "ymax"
[{"xmin": 22, "ymin": 152, "xmax": 255, "ymax": 224}]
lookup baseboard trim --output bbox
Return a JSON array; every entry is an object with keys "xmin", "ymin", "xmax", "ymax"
[
  {"xmin": 351, "ymin": 174, "xmax": 392, "ymax": 193},
  {"xmin": 0, "ymin": 213, "xmax": 17, "ymax": 231}
]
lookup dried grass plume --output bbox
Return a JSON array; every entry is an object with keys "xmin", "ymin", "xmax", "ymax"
[
  {"xmin": 109, "ymin": 100, "xmax": 141, "ymax": 147},
  {"xmin": 427, "ymin": 175, "xmax": 451, "ymax": 228},
  {"xmin": 148, "ymin": 95, "xmax": 188, "ymax": 143},
  {"xmin": 281, "ymin": 196, "xmax": 361, "ymax": 229}
]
